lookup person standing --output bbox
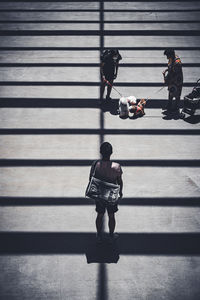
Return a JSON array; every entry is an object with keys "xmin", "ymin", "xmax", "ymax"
[
  {"xmin": 100, "ymin": 49, "xmax": 122, "ymax": 101},
  {"xmin": 163, "ymin": 48, "xmax": 183, "ymax": 113},
  {"xmin": 89, "ymin": 142, "xmax": 123, "ymax": 242}
]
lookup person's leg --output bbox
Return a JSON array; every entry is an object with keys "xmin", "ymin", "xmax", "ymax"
[
  {"xmin": 167, "ymin": 93, "xmax": 173, "ymax": 111},
  {"xmin": 100, "ymin": 80, "xmax": 106, "ymax": 100},
  {"xmin": 174, "ymin": 88, "xmax": 182, "ymax": 111},
  {"xmin": 174, "ymin": 96, "xmax": 180, "ymax": 111},
  {"xmin": 108, "ymin": 213, "xmax": 116, "ymax": 236},
  {"xmin": 96, "ymin": 213, "xmax": 104, "ymax": 236},
  {"xmin": 106, "ymin": 79, "xmax": 113, "ymax": 100}
]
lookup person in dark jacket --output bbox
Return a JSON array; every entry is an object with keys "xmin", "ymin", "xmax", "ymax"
[
  {"xmin": 163, "ymin": 48, "xmax": 183, "ymax": 112},
  {"xmin": 100, "ymin": 49, "xmax": 122, "ymax": 101}
]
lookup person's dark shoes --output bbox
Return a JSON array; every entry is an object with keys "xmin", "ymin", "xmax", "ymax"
[
  {"xmin": 162, "ymin": 109, "xmax": 172, "ymax": 115},
  {"xmin": 106, "ymin": 95, "xmax": 111, "ymax": 101},
  {"xmin": 108, "ymin": 233, "xmax": 119, "ymax": 243},
  {"xmin": 96, "ymin": 234, "xmax": 103, "ymax": 244}
]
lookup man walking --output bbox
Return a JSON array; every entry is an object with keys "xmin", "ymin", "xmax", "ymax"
[
  {"xmin": 163, "ymin": 48, "xmax": 183, "ymax": 113},
  {"xmin": 89, "ymin": 142, "xmax": 123, "ymax": 243}
]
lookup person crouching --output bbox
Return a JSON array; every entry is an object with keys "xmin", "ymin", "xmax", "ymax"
[
  {"xmin": 119, "ymin": 96, "xmax": 137, "ymax": 118},
  {"xmin": 129, "ymin": 98, "xmax": 147, "ymax": 118}
]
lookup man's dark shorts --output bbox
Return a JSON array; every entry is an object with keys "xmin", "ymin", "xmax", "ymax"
[{"xmin": 95, "ymin": 200, "xmax": 118, "ymax": 214}]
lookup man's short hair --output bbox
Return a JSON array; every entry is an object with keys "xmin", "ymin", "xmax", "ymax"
[
  {"xmin": 164, "ymin": 48, "xmax": 175, "ymax": 58},
  {"xmin": 100, "ymin": 142, "xmax": 113, "ymax": 157}
]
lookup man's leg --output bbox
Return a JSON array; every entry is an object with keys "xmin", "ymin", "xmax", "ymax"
[
  {"xmin": 167, "ymin": 93, "xmax": 173, "ymax": 111},
  {"xmin": 106, "ymin": 79, "xmax": 113, "ymax": 100},
  {"xmin": 96, "ymin": 213, "xmax": 104, "ymax": 237},
  {"xmin": 108, "ymin": 213, "xmax": 116, "ymax": 236},
  {"xmin": 174, "ymin": 96, "xmax": 180, "ymax": 111},
  {"xmin": 100, "ymin": 81, "xmax": 106, "ymax": 100},
  {"xmin": 174, "ymin": 88, "xmax": 182, "ymax": 112}
]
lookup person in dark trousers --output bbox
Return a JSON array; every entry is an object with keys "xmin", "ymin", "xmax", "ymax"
[
  {"xmin": 100, "ymin": 49, "xmax": 122, "ymax": 101},
  {"xmin": 89, "ymin": 142, "xmax": 123, "ymax": 243},
  {"xmin": 162, "ymin": 48, "xmax": 183, "ymax": 113}
]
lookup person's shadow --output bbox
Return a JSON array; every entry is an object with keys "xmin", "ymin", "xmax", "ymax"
[
  {"xmin": 183, "ymin": 114, "xmax": 200, "ymax": 124},
  {"xmin": 100, "ymin": 99, "xmax": 119, "ymax": 115},
  {"xmin": 162, "ymin": 110, "xmax": 180, "ymax": 120},
  {"xmin": 85, "ymin": 236, "xmax": 120, "ymax": 264}
]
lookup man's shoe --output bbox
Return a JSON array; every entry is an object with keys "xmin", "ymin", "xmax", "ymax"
[
  {"xmin": 106, "ymin": 96, "xmax": 111, "ymax": 101},
  {"xmin": 162, "ymin": 109, "xmax": 172, "ymax": 115},
  {"xmin": 96, "ymin": 234, "xmax": 103, "ymax": 244},
  {"xmin": 109, "ymin": 233, "xmax": 119, "ymax": 243}
]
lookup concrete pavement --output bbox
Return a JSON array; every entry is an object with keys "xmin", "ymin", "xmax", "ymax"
[{"xmin": 0, "ymin": 1, "xmax": 200, "ymax": 300}]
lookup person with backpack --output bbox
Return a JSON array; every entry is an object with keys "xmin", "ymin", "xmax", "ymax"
[{"xmin": 100, "ymin": 49, "xmax": 122, "ymax": 102}]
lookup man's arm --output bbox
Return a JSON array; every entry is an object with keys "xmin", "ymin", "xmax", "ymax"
[
  {"xmin": 173, "ymin": 63, "xmax": 183, "ymax": 86},
  {"xmin": 89, "ymin": 161, "xmax": 97, "ymax": 180},
  {"xmin": 114, "ymin": 63, "xmax": 119, "ymax": 79},
  {"xmin": 117, "ymin": 174, "xmax": 123, "ymax": 198},
  {"xmin": 100, "ymin": 62, "xmax": 105, "ymax": 80}
]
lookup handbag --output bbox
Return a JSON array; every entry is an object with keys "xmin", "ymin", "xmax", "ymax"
[{"xmin": 85, "ymin": 161, "xmax": 120, "ymax": 205}]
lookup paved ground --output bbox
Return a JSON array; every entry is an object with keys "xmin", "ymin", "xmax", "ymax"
[{"xmin": 0, "ymin": 1, "xmax": 200, "ymax": 300}]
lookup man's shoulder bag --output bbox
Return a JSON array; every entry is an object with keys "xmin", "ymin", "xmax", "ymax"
[{"xmin": 85, "ymin": 160, "xmax": 120, "ymax": 205}]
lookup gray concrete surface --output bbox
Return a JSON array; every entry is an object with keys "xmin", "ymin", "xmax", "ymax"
[{"xmin": 0, "ymin": 1, "xmax": 200, "ymax": 300}]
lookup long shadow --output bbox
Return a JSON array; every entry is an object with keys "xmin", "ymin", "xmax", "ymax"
[
  {"xmin": 0, "ymin": 20, "xmax": 200, "ymax": 24},
  {"xmin": 0, "ymin": 82, "xmax": 196, "ymax": 87},
  {"xmin": 0, "ymin": 63, "xmax": 199, "ymax": 67},
  {"xmin": 1, "ymin": 9, "xmax": 200, "ymax": 13},
  {"xmin": 0, "ymin": 98, "xmax": 184, "ymax": 109},
  {"xmin": 2, "ymin": 0, "xmax": 200, "ymax": 2},
  {"xmin": 1, "ymin": 29, "xmax": 200, "ymax": 36},
  {"xmin": 0, "ymin": 232, "xmax": 200, "ymax": 255},
  {"xmin": 0, "ymin": 98, "xmax": 99, "ymax": 108},
  {"xmin": 2, "ymin": 128, "xmax": 199, "ymax": 135},
  {"xmin": 1, "ymin": 47, "xmax": 200, "ymax": 51},
  {"xmin": 0, "ymin": 196, "xmax": 199, "ymax": 207},
  {"xmin": 0, "ymin": 159, "xmax": 199, "ymax": 167}
]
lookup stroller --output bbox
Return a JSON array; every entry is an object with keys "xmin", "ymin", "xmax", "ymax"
[{"xmin": 180, "ymin": 79, "xmax": 200, "ymax": 119}]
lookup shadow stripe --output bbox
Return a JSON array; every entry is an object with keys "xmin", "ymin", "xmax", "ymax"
[
  {"xmin": 0, "ymin": 82, "xmax": 196, "ymax": 87},
  {"xmin": 0, "ymin": 197, "xmax": 199, "ymax": 206},
  {"xmin": 0, "ymin": 21, "xmax": 200, "ymax": 24},
  {"xmin": 0, "ymin": 159, "xmax": 199, "ymax": 167},
  {"xmin": 0, "ymin": 232, "xmax": 200, "ymax": 255},
  {"xmin": 0, "ymin": 98, "xmax": 182, "ymax": 109},
  {"xmin": 1, "ymin": 9, "xmax": 200, "ymax": 12},
  {"xmin": 0, "ymin": 30, "xmax": 200, "ymax": 35},
  {"xmin": 0, "ymin": 128, "xmax": 199, "ymax": 135},
  {"xmin": 2, "ymin": 0, "xmax": 200, "ymax": 2},
  {"xmin": 0, "ymin": 63, "xmax": 199, "ymax": 67},
  {"xmin": 1, "ymin": 47, "xmax": 200, "ymax": 51}
]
